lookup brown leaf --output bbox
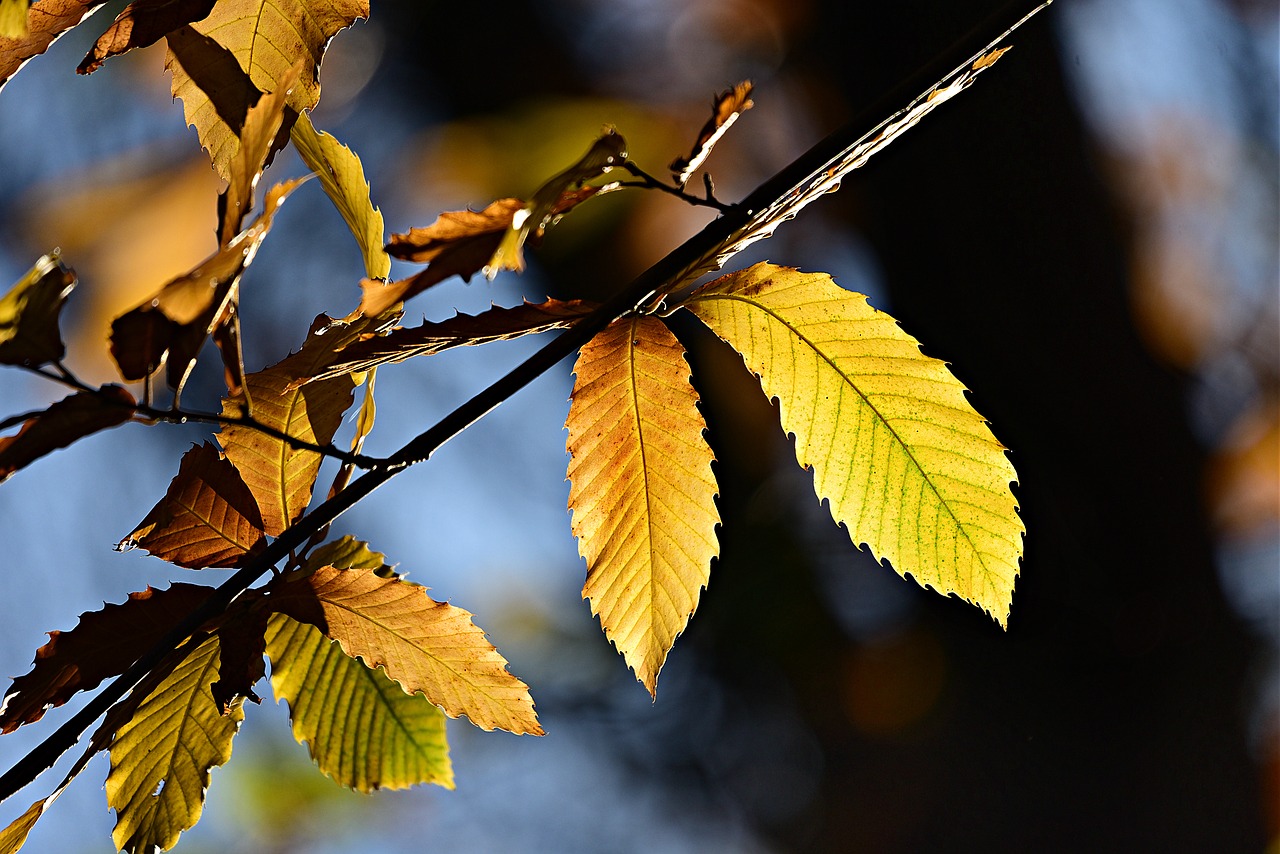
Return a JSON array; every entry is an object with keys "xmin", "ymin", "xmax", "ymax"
[
  {"xmin": 121, "ymin": 442, "xmax": 267, "ymax": 569},
  {"xmin": 268, "ymin": 566, "xmax": 542, "ymax": 735},
  {"xmin": 164, "ymin": 0, "xmax": 369, "ymax": 180},
  {"xmin": 0, "ymin": 252, "xmax": 75, "ymax": 368},
  {"xmin": 210, "ymin": 600, "xmax": 268, "ymax": 711},
  {"xmin": 0, "ymin": 0, "xmax": 105, "ymax": 92},
  {"xmin": 77, "ymin": 0, "xmax": 215, "ymax": 75},
  {"xmin": 218, "ymin": 61, "xmax": 300, "ymax": 245},
  {"xmin": 216, "ymin": 316, "xmax": 377, "ymax": 535},
  {"xmin": 292, "ymin": 298, "xmax": 600, "ymax": 388},
  {"xmin": 108, "ymin": 178, "xmax": 303, "ymax": 393},
  {"xmin": 0, "ymin": 583, "xmax": 214, "ymax": 733},
  {"xmin": 0, "ymin": 387, "xmax": 134, "ymax": 483},
  {"xmin": 670, "ymin": 81, "xmax": 753, "ymax": 186}
]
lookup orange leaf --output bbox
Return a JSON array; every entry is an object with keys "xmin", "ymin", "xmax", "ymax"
[
  {"xmin": 0, "ymin": 387, "xmax": 134, "ymax": 483},
  {"xmin": 77, "ymin": 0, "xmax": 216, "ymax": 75},
  {"xmin": 0, "ymin": 583, "xmax": 214, "ymax": 733},
  {"xmin": 670, "ymin": 81, "xmax": 753, "ymax": 186},
  {"xmin": 268, "ymin": 566, "xmax": 542, "ymax": 735},
  {"xmin": 566, "ymin": 317, "xmax": 720, "ymax": 693},
  {"xmin": 121, "ymin": 442, "xmax": 267, "ymax": 569}
]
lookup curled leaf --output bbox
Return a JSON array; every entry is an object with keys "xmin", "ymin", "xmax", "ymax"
[
  {"xmin": 0, "ymin": 1, "xmax": 105, "ymax": 92},
  {"xmin": 669, "ymin": 80, "xmax": 753, "ymax": 186},
  {"xmin": 77, "ymin": 0, "xmax": 216, "ymax": 75},
  {"xmin": 0, "ymin": 252, "xmax": 75, "ymax": 367}
]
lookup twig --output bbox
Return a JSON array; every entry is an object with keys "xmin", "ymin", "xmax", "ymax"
[{"xmin": 618, "ymin": 162, "xmax": 733, "ymax": 212}]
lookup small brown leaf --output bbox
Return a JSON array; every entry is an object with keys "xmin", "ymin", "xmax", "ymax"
[
  {"xmin": 77, "ymin": 0, "xmax": 216, "ymax": 75},
  {"xmin": 0, "ymin": 387, "xmax": 134, "ymax": 483},
  {"xmin": 293, "ymin": 298, "xmax": 599, "ymax": 387},
  {"xmin": 972, "ymin": 46, "xmax": 1012, "ymax": 71},
  {"xmin": 0, "ymin": 583, "xmax": 214, "ymax": 733},
  {"xmin": 0, "ymin": 252, "xmax": 75, "ymax": 367},
  {"xmin": 121, "ymin": 442, "xmax": 267, "ymax": 569},
  {"xmin": 268, "ymin": 566, "xmax": 542, "ymax": 735},
  {"xmin": 0, "ymin": 1, "xmax": 105, "ymax": 92},
  {"xmin": 210, "ymin": 601, "xmax": 268, "ymax": 711},
  {"xmin": 109, "ymin": 178, "xmax": 303, "ymax": 393},
  {"xmin": 669, "ymin": 81, "xmax": 753, "ymax": 186}
]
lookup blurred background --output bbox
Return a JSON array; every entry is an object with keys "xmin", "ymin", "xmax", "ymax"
[{"xmin": 0, "ymin": 0, "xmax": 1276, "ymax": 851}]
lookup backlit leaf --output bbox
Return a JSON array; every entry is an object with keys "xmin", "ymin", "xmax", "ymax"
[
  {"xmin": 291, "ymin": 112, "xmax": 391, "ymax": 280},
  {"xmin": 566, "ymin": 317, "xmax": 719, "ymax": 693},
  {"xmin": 670, "ymin": 80, "xmax": 753, "ymax": 186},
  {"xmin": 266, "ymin": 615, "xmax": 453, "ymax": 792},
  {"xmin": 0, "ymin": 0, "xmax": 104, "ymax": 91},
  {"xmin": 292, "ymin": 298, "xmax": 599, "ymax": 388},
  {"xmin": 366, "ymin": 198, "xmax": 523, "ymax": 317},
  {"xmin": 683, "ymin": 264, "xmax": 1022, "ymax": 624},
  {"xmin": 121, "ymin": 442, "xmax": 267, "ymax": 569},
  {"xmin": 0, "ymin": 252, "xmax": 75, "ymax": 367},
  {"xmin": 216, "ymin": 317, "xmax": 367, "ymax": 535},
  {"xmin": 77, "ymin": 0, "xmax": 216, "ymax": 74},
  {"xmin": 0, "ymin": 583, "xmax": 213, "ymax": 733},
  {"xmin": 108, "ymin": 179, "xmax": 303, "ymax": 393},
  {"xmin": 485, "ymin": 128, "xmax": 626, "ymax": 278},
  {"xmin": 0, "ymin": 798, "xmax": 45, "ymax": 854},
  {"xmin": 268, "ymin": 565, "xmax": 542, "ymax": 735},
  {"xmin": 266, "ymin": 537, "xmax": 450, "ymax": 791},
  {"xmin": 0, "ymin": 0, "xmax": 27, "ymax": 38},
  {"xmin": 0, "ymin": 387, "xmax": 134, "ymax": 483},
  {"xmin": 164, "ymin": 0, "xmax": 369, "ymax": 179},
  {"xmin": 218, "ymin": 61, "xmax": 299, "ymax": 245},
  {"xmin": 106, "ymin": 634, "xmax": 242, "ymax": 854},
  {"xmin": 210, "ymin": 601, "xmax": 268, "ymax": 711}
]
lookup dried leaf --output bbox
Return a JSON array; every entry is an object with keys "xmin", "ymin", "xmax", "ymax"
[
  {"xmin": 293, "ymin": 298, "xmax": 599, "ymax": 388},
  {"xmin": 0, "ymin": 387, "xmax": 134, "ymax": 483},
  {"xmin": 0, "ymin": 583, "xmax": 213, "ymax": 733},
  {"xmin": 972, "ymin": 45, "xmax": 1012, "ymax": 70},
  {"xmin": 216, "ymin": 318, "xmax": 370, "ymax": 535},
  {"xmin": 486, "ymin": 129, "xmax": 626, "ymax": 278},
  {"xmin": 670, "ymin": 80, "xmax": 753, "ymax": 186},
  {"xmin": 164, "ymin": 0, "xmax": 369, "ymax": 179},
  {"xmin": 367, "ymin": 198, "xmax": 524, "ymax": 317},
  {"xmin": 267, "ymin": 538, "xmax": 451, "ymax": 791},
  {"xmin": 106, "ymin": 634, "xmax": 242, "ymax": 854},
  {"xmin": 210, "ymin": 602, "xmax": 267, "ymax": 711},
  {"xmin": 109, "ymin": 178, "xmax": 302, "ymax": 392},
  {"xmin": 566, "ymin": 317, "xmax": 719, "ymax": 693},
  {"xmin": 268, "ymin": 565, "xmax": 542, "ymax": 735},
  {"xmin": 291, "ymin": 112, "xmax": 391, "ymax": 280},
  {"xmin": 121, "ymin": 442, "xmax": 267, "ymax": 569},
  {"xmin": 683, "ymin": 264, "xmax": 1023, "ymax": 624},
  {"xmin": 0, "ymin": 0, "xmax": 104, "ymax": 91},
  {"xmin": 77, "ymin": 0, "xmax": 216, "ymax": 75},
  {"xmin": 0, "ymin": 252, "xmax": 75, "ymax": 367},
  {"xmin": 0, "ymin": 798, "xmax": 47, "ymax": 854},
  {"xmin": 218, "ymin": 61, "xmax": 299, "ymax": 245}
]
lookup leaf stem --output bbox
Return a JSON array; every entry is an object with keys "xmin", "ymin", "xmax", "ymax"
[
  {"xmin": 617, "ymin": 162, "xmax": 733, "ymax": 212},
  {"xmin": 0, "ymin": 0, "xmax": 1054, "ymax": 806}
]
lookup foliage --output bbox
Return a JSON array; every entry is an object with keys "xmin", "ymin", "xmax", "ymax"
[{"xmin": 0, "ymin": 1, "xmax": 1047, "ymax": 850}]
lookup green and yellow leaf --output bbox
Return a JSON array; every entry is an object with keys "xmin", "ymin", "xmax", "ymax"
[
  {"xmin": 266, "ymin": 614, "xmax": 453, "ymax": 792},
  {"xmin": 683, "ymin": 263, "xmax": 1022, "ymax": 624},
  {"xmin": 122, "ymin": 442, "xmax": 267, "ymax": 569},
  {"xmin": 106, "ymin": 634, "xmax": 242, "ymax": 854},
  {"xmin": 268, "ymin": 565, "xmax": 542, "ymax": 735},
  {"xmin": 566, "ymin": 317, "xmax": 719, "ymax": 694},
  {"xmin": 291, "ymin": 112, "xmax": 391, "ymax": 280}
]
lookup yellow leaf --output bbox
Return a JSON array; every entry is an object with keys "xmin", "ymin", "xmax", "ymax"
[
  {"xmin": 106, "ymin": 635, "xmax": 242, "ymax": 854},
  {"xmin": 290, "ymin": 112, "xmax": 391, "ymax": 280},
  {"xmin": 0, "ymin": 252, "xmax": 75, "ymax": 368},
  {"xmin": 566, "ymin": 317, "xmax": 720, "ymax": 694},
  {"xmin": 0, "ymin": 0, "xmax": 28, "ymax": 44},
  {"xmin": 683, "ymin": 264, "xmax": 1022, "ymax": 624},
  {"xmin": 219, "ymin": 60, "xmax": 300, "ymax": 244},
  {"xmin": 0, "ymin": 798, "xmax": 46, "ymax": 854},
  {"xmin": 266, "ymin": 615, "xmax": 453, "ymax": 792},
  {"xmin": 164, "ymin": 0, "xmax": 369, "ymax": 179},
  {"xmin": 268, "ymin": 565, "xmax": 542, "ymax": 735}
]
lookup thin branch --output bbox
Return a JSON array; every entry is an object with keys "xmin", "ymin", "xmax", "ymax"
[
  {"xmin": 0, "ymin": 0, "xmax": 1053, "ymax": 806},
  {"xmin": 618, "ymin": 162, "xmax": 732, "ymax": 212}
]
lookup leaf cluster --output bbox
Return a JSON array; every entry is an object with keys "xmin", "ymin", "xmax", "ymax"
[{"xmin": 0, "ymin": 1, "xmax": 1044, "ymax": 850}]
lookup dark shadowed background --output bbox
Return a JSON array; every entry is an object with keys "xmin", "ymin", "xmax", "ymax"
[{"xmin": 0, "ymin": 0, "xmax": 1276, "ymax": 851}]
